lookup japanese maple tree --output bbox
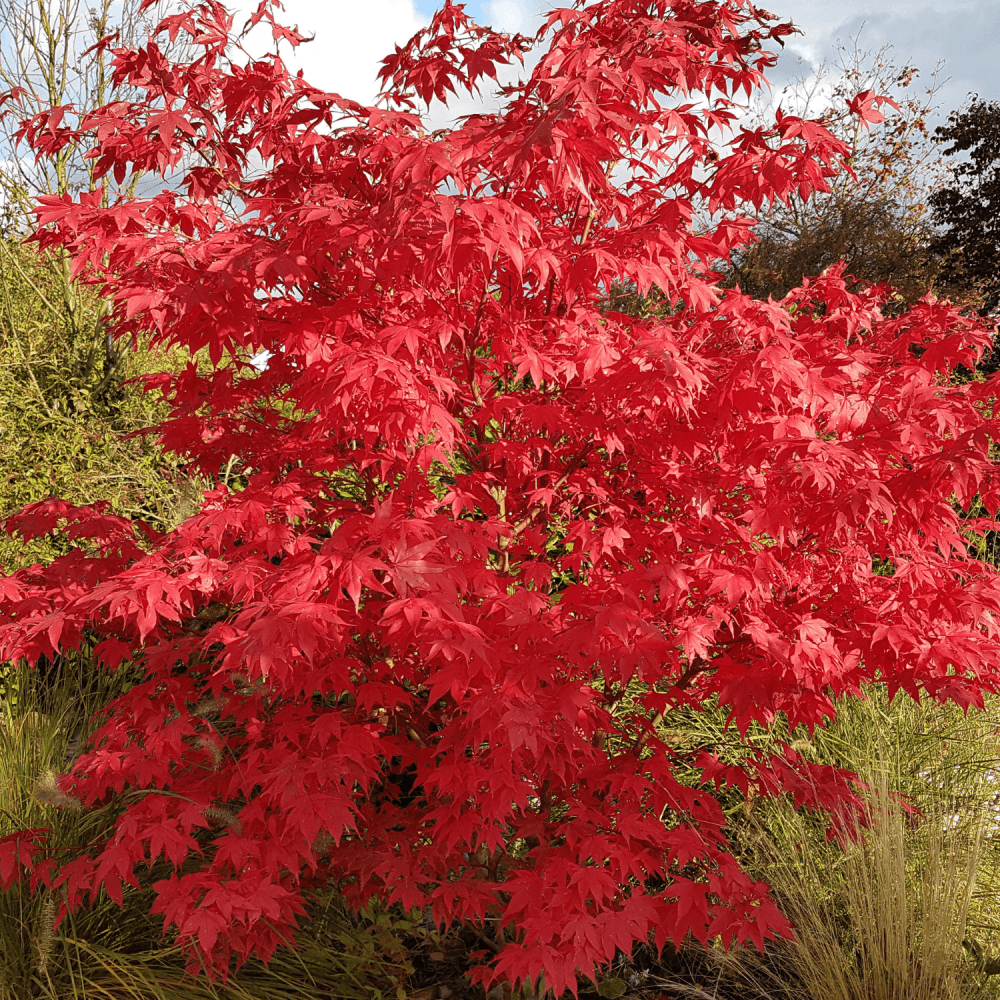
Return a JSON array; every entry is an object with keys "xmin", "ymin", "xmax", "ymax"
[{"xmin": 2, "ymin": 0, "xmax": 1000, "ymax": 994}]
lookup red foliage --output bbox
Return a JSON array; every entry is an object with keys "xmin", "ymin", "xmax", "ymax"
[{"xmin": 2, "ymin": 0, "xmax": 1000, "ymax": 993}]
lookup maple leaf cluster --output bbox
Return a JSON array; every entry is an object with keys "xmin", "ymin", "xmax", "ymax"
[{"xmin": 2, "ymin": 0, "xmax": 1000, "ymax": 994}]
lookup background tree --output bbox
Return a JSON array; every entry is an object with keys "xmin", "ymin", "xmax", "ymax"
[
  {"xmin": 0, "ymin": 0, "xmax": 183, "ymax": 210},
  {"xmin": 929, "ymin": 98, "xmax": 1000, "ymax": 317},
  {"xmin": 0, "ymin": 0, "xmax": 181, "ymax": 346},
  {"xmin": 723, "ymin": 38, "xmax": 947, "ymax": 308}
]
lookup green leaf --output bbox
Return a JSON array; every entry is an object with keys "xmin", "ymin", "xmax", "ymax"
[{"xmin": 598, "ymin": 979, "xmax": 628, "ymax": 998}]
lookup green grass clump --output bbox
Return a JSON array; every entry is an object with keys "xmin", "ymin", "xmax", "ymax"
[
  {"xmin": 0, "ymin": 656, "xmax": 413, "ymax": 1000},
  {"xmin": 692, "ymin": 693, "xmax": 1000, "ymax": 1000}
]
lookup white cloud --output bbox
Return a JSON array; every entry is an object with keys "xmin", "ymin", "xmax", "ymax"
[
  {"xmin": 486, "ymin": 0, "xmax": 525, "ymax": 35},
  {"xmin": 233, "ymin": 0, "xmax": 429, "ymax": 105}
]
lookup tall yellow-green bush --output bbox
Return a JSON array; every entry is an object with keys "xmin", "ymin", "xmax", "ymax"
[{"xmin": 0, "ymin": 235, "xmax": 200, "ymax": 570}]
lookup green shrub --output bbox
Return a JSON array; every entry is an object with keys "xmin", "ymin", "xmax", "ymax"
[{"xmin": 0, "ymin": 237, "xmax": 200, "ymax": 571}]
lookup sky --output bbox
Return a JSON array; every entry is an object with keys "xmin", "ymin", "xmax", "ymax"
[
  {"xmin": 770, "ymin": 0, "xmax": 1000, "ymax": 114},
  {"xmin": 234, "ymin": 0, "xmax": 1000, "ymax": 125}
]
